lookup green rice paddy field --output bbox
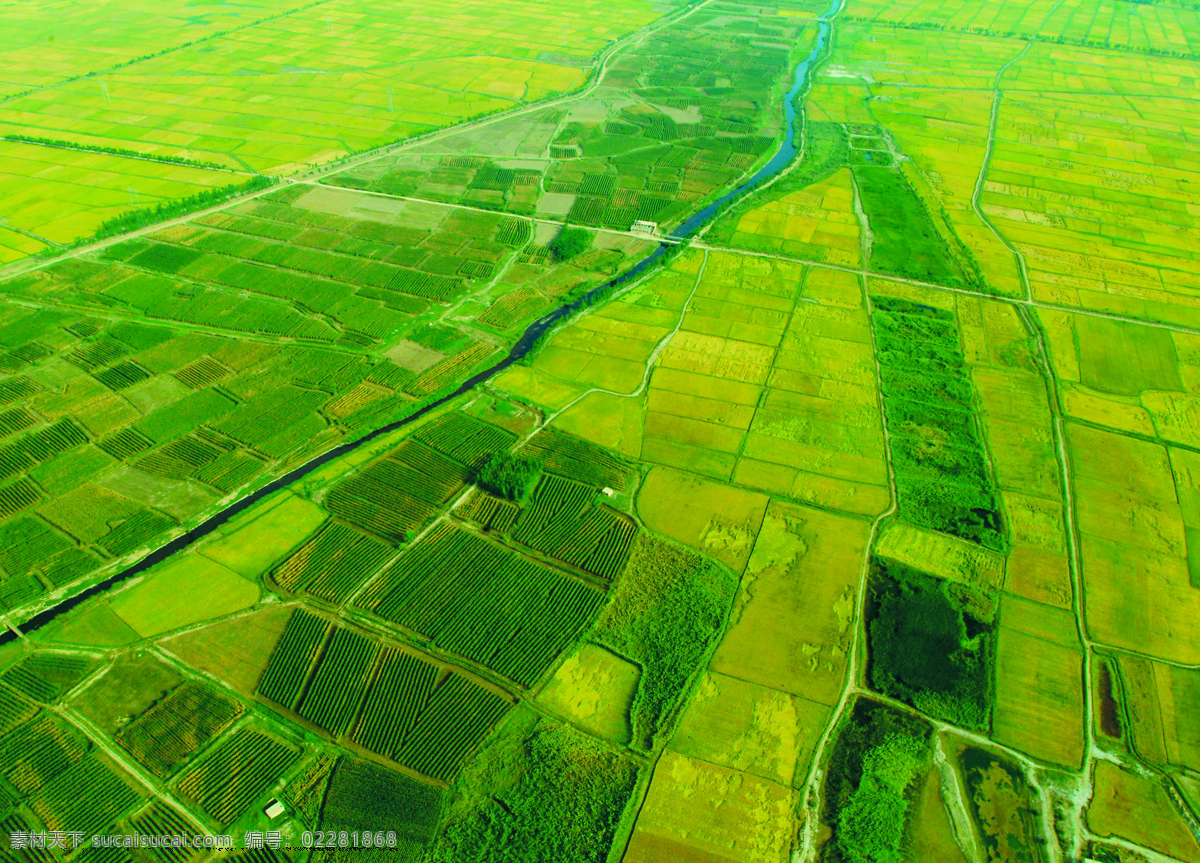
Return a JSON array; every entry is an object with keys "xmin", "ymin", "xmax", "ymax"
[{"xmin": 1, "ymin": 0, "xmax": 1199, "ymax": 860}]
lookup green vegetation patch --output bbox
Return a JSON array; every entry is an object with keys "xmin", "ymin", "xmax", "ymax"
[
  {"xmin": 320, "ymin": 758, "xmax": 443, "ymax": 862},
  {"xmin": 476, "ymin": 454, "xmax": 542, "ymax": 502},
  {"xmin": 592, "ymin": 534, "xmax": 737, "ymax": 750},
  {"xmin": 548, "ymin": 226, "xmax": 592, "ymax": 262},
  {"xmin": 1075, "ymin": 316, "xmax": 1183, "ymax": 396},
  {"xmin": 432, "ymin": 711, "xmax": 641, "ymax": 863},
  {"xmin": 872, "ymin": 295, "xmax": 1005, "ymax": 552},
  {"xmin": 853, "ymin": 165, "xmax": 976, "ymax": 288},
  {"xmin": 823, "ymin": 699, "xmax": 932, "ymax": 863},
  {"xmin": 867, "ymin": 558, "xmax": 993, "ymax": 729}
]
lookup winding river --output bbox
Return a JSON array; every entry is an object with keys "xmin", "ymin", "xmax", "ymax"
[{"xmin": 5, "ymin": 0, "xmax": 842, "ymax": 644}]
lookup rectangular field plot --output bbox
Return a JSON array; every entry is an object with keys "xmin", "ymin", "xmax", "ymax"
[
  {"xmin": 325, "ymin": 438, "xmax": 471, "ymax": 543},
  {"xmin": 31, "ymin": 755, "xmax": 144, "ymax": 835},
  {"xmin": 114, "ymin": 682, "xmax": 244, "ymax": 778},
  {"xmin": 176, "ymin": 727, "xmax": 301, "ymax": 825},
  {"xmin": 510, "ymin": 474, "xmax": 638, "ymax": 582},
  {"xmin": 255, "ymin": 609, "xmax": 512, "ymax": 783},
  {"xmin": 329, "ymin": 3, "xmax": 817, "ymax": 233},
  {"xmin": 1071, "ymin": 424, "xmax": 1200, "ymax": 665},
  {"xmin": 356, "ymin": 524, "xmax": 606, "ymax": 687},
  {"xmin": 270, "ymin": 519, "xmax": 395, "ymax": 604}
]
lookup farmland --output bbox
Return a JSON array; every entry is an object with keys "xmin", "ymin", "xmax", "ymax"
[{"xmin": 1, "ymin": 0, "xmax": 1199, "ymax": 857}]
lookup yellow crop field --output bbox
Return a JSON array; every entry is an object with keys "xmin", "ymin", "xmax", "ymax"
[
  {"xmin": 733, "ymin": 268, "xmax": 890, "ymax": 515},
  {"xmin": 0, "ymin": 140, "xmax": 247, "ymax": 245},
  {"xmin": 724, "ymin": 168, "xmax": 861, "ymax": 266},
  {"xmin": 1116, "ymin": 655, "xmax": 1200, "ymax": 774},
  {"xmin": 0, "ymin": 0, "xmax": 299, "ymax": 96},
  {"xmin": 993, "ymin": 597, "xmax": 1085, "ymax": 768},
  {"xmin": 637, "ymin": 467, "xmax": 768, "ymax": 574},
  {"xmin": 1088, "ymin": 761, "xmax": 1200, "ymax": 862},
  {"xmin": 1071, "ymin": 424, "xmax": 1200, "ymax": 664},
  {"xmin": 1037, "ymin": 309, "xmax": 1200, "ymax": 449},
  {"xmin": 712, "ymin": 502, "xmax": 867, "ymax": 706},
  {"xmin": 623, "ymin": 750, "xmax": 795, "ymax": 863},
  {"xmin": 672, "ymin": 670, "xmax": 829, "ymax": 786},
  {"xmin": 0, "ymin": 0, "xmax": 662, "ymax": 172},
  {"xmin": 0, "ymin": 226, "xmax": 44, "ymax": 264},
  {"xmin": 874, "ymin": 522, "xmax": 1006, "ymax": 593},
  {"xmin": 538, "ymin": 642, "xmax": 641, "ymax": 745}
]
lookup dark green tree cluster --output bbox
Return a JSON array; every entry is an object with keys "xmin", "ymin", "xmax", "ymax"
[
  {"xmin": 824, "ymin": 700, "xmax": 931, "ymax": 863},
  {"xmin": 476, "ymin": 454, "xmax": 542, "ymax": 502},
  {"xmin": 548, "ymin": 226, "xmax": 591, "ymax": 261},
  {"xmin": 872, "ymin": 295, "xmax": 1006, "ymax": 552},
  {"xmin": 867, "ymin": 559, "xmax": 992, "ymax": 728}
]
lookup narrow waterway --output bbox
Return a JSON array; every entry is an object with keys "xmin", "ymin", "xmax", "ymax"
[{"xmin": 5, "ymin": 0, "xmax": 843, "ymax": 643}]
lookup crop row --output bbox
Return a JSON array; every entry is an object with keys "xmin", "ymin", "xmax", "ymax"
[
  {"xmin": 0, "ymin": 478, "xmax": 40, "ymax": 519},
  {"xmin": 0, "ymin": 407, "xmax": 37, "ymax": 439},
  {"xmin": 508, "ymin": 427, "xmax": 632, "ymax": 491},
  {"xmin": 116, "ymin": 683, "xmax": 243, "ymax": 778},
  {"xmin": 478, "ymin": 288, "xmax": 545, "ymax": 331},
  {"xmin": 414, "ymin": 413, "xmax": 517, "ymax": 468},
  {"xmin": 128, "ymin": 803, "xmax": 196, "ymax": 863},
  {"xmin": 0, "ymin": 713, "xmax": 87, "ymax": 794},
  {"xmin": 256, "ymin": 612, "xmax": 512, "ymax": 783},
  {"xmin": 257, "ymin": 608, "xmax": 331, "ymax": 710},
  {"xmin": 0, "ymin": 342, "xmax": 51, "ymax": 374},
  {"xmin": 323, "ymin": 438, "xmax": 471, "ymax": 543},
  {"xmin": 352, "ymin": 648, "xmax": 441, "ymax": 758},
  {"xmin": 2, "ymin": 655, "xmax": 87, "ymax": 704},
  {"xmin": 31, "ymin": 753, "xmax": 141, "ymax": 836},
  {"xmin": 93, "ymin": 360, "xmax": 151, "ymax": 391},
  {"xmin": 405, "ymin": 342, "xmax": 495, "ymax": 397},
  {"xmin": 358, "ymin": 525, "xmax": 604, "ymax": 686},
  {"xmin": 511, "ymin": 474, "xmax": 637, "ymax": 581},
  {"xmin": 296, "ymin": 627, "xmax": 378, "ymax": 736},
  {"xmin": 394, "ymin": 676, "xmax": 511, "ymax": 782},
  {"xmin": 177, "ymin": 728, "xmax": 301, "ymax": 825},
  {"xmin": 0, "ymin": 417, "xmax": 88, "ymax": 482},
  {"xmin": 272, "ymin": 520, "xmax": 394, "ymax": 604},
  {"xmin": 96, "ymin": 427, "xmax": 153, "ymax": 460},
  {"xmin": 0, "ymin": 377, "xmax": 38, "ymax": 407},
  {"xmin": 174, "ymin": 356, "xmax": 231, "ymax": 389},
  {"xmin": 456, "ymin": 492, "xmax": 520, "ymax": 533}
]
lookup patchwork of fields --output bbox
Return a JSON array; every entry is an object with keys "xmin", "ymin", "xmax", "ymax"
[
  {"xmin": 0, "ymin": 0, "xmax": 674, "ymax": 260},
  {"xmin": 1, "ymin": 0, "xmax": 1199, "ymax": 859}
]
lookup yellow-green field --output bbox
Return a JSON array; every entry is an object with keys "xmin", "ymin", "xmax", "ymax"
[{"xmin": 1, "ymin": 0, "xmax": 1199, "ymax": 858}]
